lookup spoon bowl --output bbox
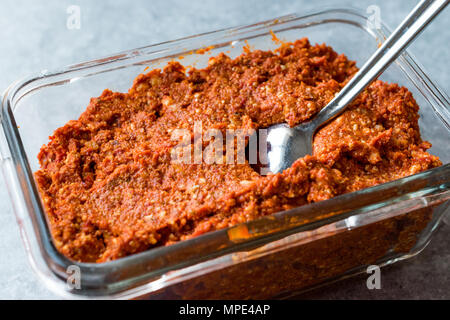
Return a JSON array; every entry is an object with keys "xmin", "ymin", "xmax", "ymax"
[{"xmin": 266, "ymin": 122, "xmax": 314, "ymax": 174}]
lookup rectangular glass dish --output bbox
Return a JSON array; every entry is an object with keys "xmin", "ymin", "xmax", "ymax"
[{"xmin": 1, "ymin": 8, "xmax": 449, "ymax": 299}]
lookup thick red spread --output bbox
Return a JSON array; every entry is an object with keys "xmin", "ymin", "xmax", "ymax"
[{"xmin": 35, "ymin": 38, "xmax": 441, "ymax": 262}]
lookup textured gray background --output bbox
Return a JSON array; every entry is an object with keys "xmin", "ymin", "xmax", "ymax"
[{"xmin": 0, "ymin": 0, "xmax": 448, "ymax": 299}]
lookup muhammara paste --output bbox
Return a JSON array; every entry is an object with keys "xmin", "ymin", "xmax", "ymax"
[{"xmin": 35, "ymin": 38, "xmax": 441, "ymax": 262}]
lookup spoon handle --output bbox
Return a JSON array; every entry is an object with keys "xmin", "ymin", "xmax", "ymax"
[{"xmin": 311, "ymin": 0, "xmax": 448, "ymax": 131}]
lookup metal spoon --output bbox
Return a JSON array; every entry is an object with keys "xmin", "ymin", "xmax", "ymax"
[{"xmin": 263, "ymin": 0, "xmax": 448, "ymax": 174}]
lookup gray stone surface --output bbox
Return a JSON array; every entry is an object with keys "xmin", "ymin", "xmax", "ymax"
[{"xmin": 0, "ymin": 0, "xmax": 448, "ymax": 300}]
